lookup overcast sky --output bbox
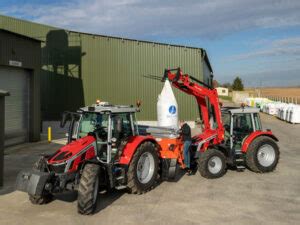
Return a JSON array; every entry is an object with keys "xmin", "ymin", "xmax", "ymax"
[{"xmin": 1, "ymin": 0, "xmax": 300, "ymax": 87}]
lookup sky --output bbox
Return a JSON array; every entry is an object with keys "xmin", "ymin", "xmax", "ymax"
[{"xmin": 1, "ymin": 0, "xmax": 300, "ymax": 87}]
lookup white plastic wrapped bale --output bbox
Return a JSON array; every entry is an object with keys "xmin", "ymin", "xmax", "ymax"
[
  {"xmin": 157, "ymin": 79, "xmax": 179, "ymax": 128},
  {"xmin": 290, "ymin": 105, "xmax": 300, "ymax": 124}
]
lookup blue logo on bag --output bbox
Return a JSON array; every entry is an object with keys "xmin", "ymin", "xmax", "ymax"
[{"xmin": 169, "ymin": 105, "xmax": 176, "ymax": 114}]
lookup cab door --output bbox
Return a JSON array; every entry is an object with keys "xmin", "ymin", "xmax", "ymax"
[
  {"xmin": 231, "ymin": 113, "xmax": 255, "ymax": 149},
  {"xmin": 60, "ymin": 112, "xmax": 82, "ymax": 143}
]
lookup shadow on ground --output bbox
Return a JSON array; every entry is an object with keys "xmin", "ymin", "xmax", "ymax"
[{"xmin": 0, "ymin": 142, "xmax": 63, "ymax": 195}]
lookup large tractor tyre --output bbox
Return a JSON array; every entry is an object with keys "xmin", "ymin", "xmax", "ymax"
[
  {"xmin": 167, "ymin": 161, "xmax": 179, "ymax": 180},
  {"xmin": 29, "ymin": 157, "xmax": 53, "ymax": 205},
  {"xmin": 246, "ymin": 136, "xmax": 279, "ymax": 173},
  {"xmin": 198, "ymin": 149, "xmax": 227, "ymax": 179},
  {"xmin": 161, "ymin": 159, "xmax": 178, "ymax": 181},
  {"xmin": 77, "ymin": 164, "xmax": 101, "ymax": 215},
  {"xmin": 127, "ymin": 142, "xmax": 159, "ymax": 194}
]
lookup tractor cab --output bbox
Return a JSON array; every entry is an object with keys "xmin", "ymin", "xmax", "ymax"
[
  {"xmin": 221, "ymin": 107, "xmax": 262, "ymax": 150},
  {"xmin": 61, "ymin": 102, "xmax": 139, "ymax": 163}
]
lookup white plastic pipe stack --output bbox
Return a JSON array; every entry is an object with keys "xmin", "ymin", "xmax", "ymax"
[{"xmin": 157, "ymin": 79, "xmax": 179, "ymax": 128}]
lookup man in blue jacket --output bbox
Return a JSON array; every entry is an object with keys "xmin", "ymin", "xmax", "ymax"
[{"xmin": 180, "ymin": 121, "xmax": 192, "ymax": 175}]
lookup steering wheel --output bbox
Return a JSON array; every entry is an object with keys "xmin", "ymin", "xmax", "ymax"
[{"xmin": 94, "ymin": 125, "xmax": 107, "ymax": 140}]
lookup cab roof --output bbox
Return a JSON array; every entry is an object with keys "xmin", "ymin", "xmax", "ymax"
[
  {"xmin": 222, "ymin": 107, "xmax": 260, "ymax": 114},
  {"xmin": 79, "ymin": 103, "xmax": 138, "ymax": 113}
]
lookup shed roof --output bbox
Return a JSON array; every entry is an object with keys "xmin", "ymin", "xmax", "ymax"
[{"xmin": 0, "ymin": 29, "xmax": 42, "ymax": 42}]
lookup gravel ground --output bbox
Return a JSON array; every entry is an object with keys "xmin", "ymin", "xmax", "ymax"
[{"xmin": 0, "ymin": 113, "xmax": 299, "ymax": 225}]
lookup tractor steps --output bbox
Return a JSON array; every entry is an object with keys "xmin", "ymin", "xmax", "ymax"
[
  {"xmin": 234, "ymin": 149, "xmax": 246, "ymax": 171},
  {"xmin": 115, "ymin": 185, "xmax": 127, "ymax": 190}
]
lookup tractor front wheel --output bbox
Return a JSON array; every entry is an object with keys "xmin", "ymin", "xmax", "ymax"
[
  {"xmin": 198, "ymin": 149, "xmax": 227, "ymax": 179},
  {"xmin": 127, "ymin": 142, "xmax": 159, "ymax": 194},
  {"xmin": 246, "ymin": 136, "xmax": 279, "ymax": 173},
  {"xmin": 77, "ymin": 164, "xmax": 100, "ymax": 215}
]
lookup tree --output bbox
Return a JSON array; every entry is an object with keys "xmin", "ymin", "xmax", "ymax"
[
  {"xmin": 222, "ymin": 82, "xmax": 232, "ymax": 90},
  {"xmin": 212, "ymin": 80, "xmax": 219, "ymax": 88},
  {"xmin": 232, "ymin": 76, "xmax": 244, "ymax": 91}
]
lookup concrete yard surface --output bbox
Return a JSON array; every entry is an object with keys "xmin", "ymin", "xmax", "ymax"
[{"xmin": 0, "ymin": 114, "xmax": 299, "ymax": 225}]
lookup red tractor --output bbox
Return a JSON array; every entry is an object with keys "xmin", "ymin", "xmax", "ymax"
[
  {"xmin": 161, "ymin": 68, "xmax": 279, "ymax": 178},
  {"xmin": 16, "ymin": 103, "xmax": 184, "ymax": 214},
  {"xmin": 16, "ymin": 68, "xmax": 279, "ymax": 215}
]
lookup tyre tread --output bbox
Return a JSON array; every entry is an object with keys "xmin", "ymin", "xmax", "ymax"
[
  {"xmin": 126, "ymin": 142, "xmax": 159, "ymax": 194},
  {"xmin": 77, "ymin": 164, "xmax": 100, "ymax": 215}
]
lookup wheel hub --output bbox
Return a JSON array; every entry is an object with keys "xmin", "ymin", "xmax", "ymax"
[
  {"xmin": 137, "ymin": 152, "xmax": 155, "ymax": 184},
  {"xmin": 257, "ymin": 144, "xmax": 276, "ymax": 167},
  {"xmin": 208, "ymin": 156, "xmax": 222, "ymax": 174}
]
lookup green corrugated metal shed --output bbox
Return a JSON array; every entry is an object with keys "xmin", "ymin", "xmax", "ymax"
[{"xmin": 0, "ymin": 15, "xmax": 213, "ymax": 120}]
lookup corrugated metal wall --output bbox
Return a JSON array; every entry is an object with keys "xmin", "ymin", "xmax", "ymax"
[{"xmin": 0, "ymin": 15, "xmax": 211, "ymax": 120}]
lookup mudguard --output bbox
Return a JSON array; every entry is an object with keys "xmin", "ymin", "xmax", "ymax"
[
  {"xmin": 118, "ymin": 135, "xmax": 157, "ymax": 165},
  {"xmin": 15, "ymin": 170, "xmax": 50, "ymax": 196},
  {"xmin": 241, "ymin": 131, "xmax": 279, "ymax": 153}
]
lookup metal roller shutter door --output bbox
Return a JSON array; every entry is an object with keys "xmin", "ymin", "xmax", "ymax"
[{"xmin": 0, "ymin": 66, "xmax": 30, "ymax": 146}]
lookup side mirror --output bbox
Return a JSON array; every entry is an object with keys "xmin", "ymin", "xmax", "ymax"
[{"xmin": 60, "ymin": 112, "xmax": 70, "ymax": 128}]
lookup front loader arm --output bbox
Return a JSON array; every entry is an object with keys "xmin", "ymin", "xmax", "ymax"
[{"xmin": 163, "ymin": 68, "xmax": 224, "ymax": 146}]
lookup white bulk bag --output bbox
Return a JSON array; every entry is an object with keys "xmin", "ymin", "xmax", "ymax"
[
  {"xmin": 157, "ymin": 79, "xmax": 178, "ymax": 128},
  {"xmin": 268, "ymin": 103, "xmax": 278, "ymax": 115},
  {"xmin": 290, "ymin": 105, "xmax": 300, "ymax": 124},
  {"xmin": 276, "ymin": 103, "xmax": 286, "ymax": 118},
  {"xmin": 281, "ymin": 104, "xmax": 290, "ymax": 120},
  {"xmin": 245, "ymin": 98, "xmax": 252, "ymax": 107},
  {"xmin": 286, "ymin": 104, "xmax": 295, "ymax": 122}
]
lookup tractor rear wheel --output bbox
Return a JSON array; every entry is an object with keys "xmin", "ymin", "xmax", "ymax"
[
  {"xmin": 127, "ymin": 142, "xmax": 159, "ymax": 194},
  {"xmin": 77, "ymin": 164, "xmax": 100, "ymax": 215},
  {"xmin": 198, "ymin": 149, "xmax": 227, "ymax": 179},
  {"xmin": 246, "ymin": 136, "xmax": 279, "ymax": 173},
  {"xmin": 29, "ymin": 157, "xmax": 53, "ymax": 205}
]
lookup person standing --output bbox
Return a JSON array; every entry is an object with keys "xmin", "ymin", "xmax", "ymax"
[{"xmin": 180, "ymin": 121, "xmax": 192, "ymax": 175}]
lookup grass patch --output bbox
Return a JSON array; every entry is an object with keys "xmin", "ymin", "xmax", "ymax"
[{"xmin": 218, "ymin": 95, "xmax": 232, "ymax": 101}]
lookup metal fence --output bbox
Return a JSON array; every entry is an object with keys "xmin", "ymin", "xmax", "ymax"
[{"xmin": 255, "ymin": 95, "xmax": 299, "ymax": 104}]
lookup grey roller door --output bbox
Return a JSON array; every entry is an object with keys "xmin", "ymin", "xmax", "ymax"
[{"xmin": 0, "ymin": 66, "xmax": 30, "ymax": 146}]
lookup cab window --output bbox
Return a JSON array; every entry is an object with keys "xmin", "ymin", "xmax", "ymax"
[
  {"xmin": 253, "ymin": 113, "xmax": 262, "ymax": 130},
  {"xmin": 111, "ymin": 113, "xmax": 133, "ymax": 139},
  {"xmin": 233, "ymin": 114, "xmax": 254, "ymax": 132},
  {"xmin": 78, "ymin": 113, "xmax": 108, "ymax": 138}
]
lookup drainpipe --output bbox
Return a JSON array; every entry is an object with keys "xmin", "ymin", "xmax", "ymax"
[{"xmin": 0, "ymin": 90, "xmax": 10, "ymax": 187}]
